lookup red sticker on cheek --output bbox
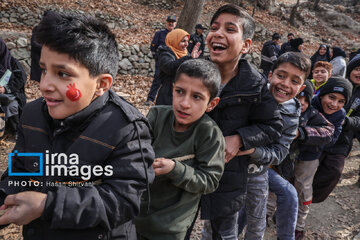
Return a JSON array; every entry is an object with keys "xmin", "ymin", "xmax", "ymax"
[{"xmin": 66, "ymin": 83, "xmax": 82, "ymax": 101}]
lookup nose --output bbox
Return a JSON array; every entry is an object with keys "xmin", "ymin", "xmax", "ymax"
[
  {"xmin": 179, "ymin": 95, "xmax": 191, "ymax": 109},
  {"xmin": 40, "ymin": 72, "xmax": 55, "ymax": 93}
]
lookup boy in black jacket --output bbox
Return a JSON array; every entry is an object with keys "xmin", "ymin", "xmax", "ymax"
[
  {"xmin": 200, "ymin": 4, "xmax": 282, "ymax": 239},
  {"xmin": 0, "ymin": 11, "xmax": 155, "ymax": 240}
]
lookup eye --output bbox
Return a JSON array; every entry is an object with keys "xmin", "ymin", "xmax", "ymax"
[
  {"xmin": 277, "ymin": 73, "xmax": 285, "ymax": 79},
  {"xmin": 58, "ymin": 71, "xmax": 70, "ymax": 78},
  {"xmin": 40, "ymin": 67, "xmax": 47, "ymax": 75},
  {"xmin": 210, "ymin": 24, "xmax": 218, "ymax": 31},
  {"xmin": 175, "ymin": 89, "xmax": 183, "ymax": 95},
  {"xmin": 193, "ymin": 94, "xmax": 202, "ymax": 100},
  {"xmin": 291, "ymin": 79, "xmax": 300, "ymax": 85},
  {"xmin": 226, "ymin": 27, "xmax": 235, "ymax": 32}
]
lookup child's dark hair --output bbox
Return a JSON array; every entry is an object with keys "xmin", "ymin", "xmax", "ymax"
[
  {"xmin": 175, "ymin": 59, "xmax": 221, "ymax": 100},
  {"xmin": 271, "ymin": 52, "xmax": 311, "ymax": 80},
  {"xmin": 35, "ymin": 10, "xmax": 119, "ymax": 79},
  {"xmin": 210, "ymin": 4, "xmax": 255, "ymax": 40}
]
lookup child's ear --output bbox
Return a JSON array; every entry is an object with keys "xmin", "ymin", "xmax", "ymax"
[
  {"xmin": 268, "ymin": 71, "xmax": 273, "ymax": 82},
  {"xmin": 299, "ymin": 84, "xmax": 306, "ymax": 93},
  {"xmin": 206, "ymin": 97, "xmax": 220, "ymax": 112},
  {"xmin": 95, "ymin": 74, "xmax": 113, "ymax": 97},
  {"xmin": 328, "ymin": 71, "xmax": 332, "ymax": 78},
  {"xmin": 240, "ymin": 38, "xmax": 252, "ymax": 54}
]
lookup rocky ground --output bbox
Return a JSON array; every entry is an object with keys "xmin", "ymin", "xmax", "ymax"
[{"xmin": 0, "ymin": 0, "xmax": 360, "ymax": 239}]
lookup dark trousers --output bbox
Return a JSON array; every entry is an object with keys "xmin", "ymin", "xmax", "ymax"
[
  {"xmin": 146, "ymin": 61, "xmax": 161, "ymax": 102},
  {"xmin": 211, "ymin": 212, "xmax": 239, "ymax": 240},
  {"xmin": 312, "ymin": 152, "xmax": 346, "ymax": 203}
]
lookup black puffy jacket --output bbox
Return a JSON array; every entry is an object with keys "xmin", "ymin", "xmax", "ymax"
[
  {"xmin": 0, "ymin": 90, "xmax": 155, "ymax": 240},
  {"xmin": 201, "ymin": 59, "xmax": 282, "ymax": 220}
]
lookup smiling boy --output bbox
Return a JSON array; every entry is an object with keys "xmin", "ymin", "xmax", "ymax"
[
  {"xmin": 311, "ymin": 76, "xmax": 353, "ymax": 204},
  {"xmin": 0, "ymin": 11, "xmax": 155, "ymax": 240},
  {"xmin": 135, "ymin": 59, "xmax": 225, "ymax": 240},
  {"xmin": 200, "ymin": 4, "xmax": 283, "ymax": 239},
  {"xmin": 310, "ymin": 61, "xmax": 333, "ymax": 96},
  {"xmin": 236, "ymin": 52, "xmax": 309, "ymax": 240}
]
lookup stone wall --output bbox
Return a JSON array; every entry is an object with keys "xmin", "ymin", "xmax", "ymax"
[
  {"xmin": 1, "ymin": 32, "xmax": 157, "ymax": 77},
  {"xmin": 0, "ymin": 4, "xmax": 264, "ymax": 78}
]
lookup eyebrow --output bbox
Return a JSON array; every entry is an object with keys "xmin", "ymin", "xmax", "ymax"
[
  {"xmin": 39, "ymin": 61, "xmax": 76, "ymax": 72},
  {"xmin": 174, "ymin": 86, "xmax": 207, "ymax": 98},
  {"xmin": 278, "ymin": 69, "xmax": 303, "ymax": 81}
]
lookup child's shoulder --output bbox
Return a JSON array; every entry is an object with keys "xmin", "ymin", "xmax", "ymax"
[
  {"xmin": 107, "ymin": 90, "xmax": 147, "ymax": 123},
  {"xmin": 280, "ymin": 98, "xmax": 301, "ymax": 117}
]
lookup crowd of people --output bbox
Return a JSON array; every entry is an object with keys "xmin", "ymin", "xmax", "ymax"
[{"xmin": 0, "ymin": 3, "xmax": 359, "ymax": 240}]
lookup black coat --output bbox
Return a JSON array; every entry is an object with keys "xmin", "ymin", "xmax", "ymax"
[
  {"xmin": 7, "ymin": 57, "xmax": 27, "ymax": 109},
  {"xmin": 260, "ymin": 40, "xmax": 278, "ymax": 73},
  {"xmin": 155, "ymin": 45, "xmax": 191, "ymax": 106},
  {"xmin": 201, "ymin": 59, "xmax": 282, "ymax": 220},
  {"xmin": 327, "ymin": 85, "xmax": 360, "ymax": 156},
  {"xmin": 0, "ymin": 90, "xmax": 155, "ymax": 240}
]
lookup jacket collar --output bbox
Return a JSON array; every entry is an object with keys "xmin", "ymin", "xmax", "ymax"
[
  {"xmin": 43, "ymin": 91, "xmax": 109, "ymax": 131},
  {"xmin": 221, "ymin": 59, "xmax": 266, "ymax": 96}
]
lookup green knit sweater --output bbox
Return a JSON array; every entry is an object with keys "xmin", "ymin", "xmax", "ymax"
[{"xmin": 135, "ymin": 106, "xmax": 225, "ymax": 240}]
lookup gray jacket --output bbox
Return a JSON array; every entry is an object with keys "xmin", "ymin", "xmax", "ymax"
[{"xmin": 247, "ymin": 98, "xmax": 301, "ymax": 175}]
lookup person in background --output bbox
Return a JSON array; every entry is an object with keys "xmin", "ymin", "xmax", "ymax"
[
  {"xmin": 330, "ymin": 46, "xmax": 346, "ymax": 78},
  {"xmin": 145, "ymin": 15, "xmax": 177, "ymax": 106},
  {"xmin": 30, "ymin": 25, "xmax": 42, "ymax": 83},
  {"xmin": 155, "ymin": 28, "xmax": 201, "ymax": 106},
  {"xmin": 0, "ymin": 38, "xmax": 27, "ymax": 137},
  {"xmin": 188, "ymin": 24, "xmax": 207, "ymax": 58},
  {"xmin": 260, "ymin": 32, "xmax": 281, "ymax": 77},
  {"xmin": 310, "ymin": 61, "xmax": 332, "ymax": 96},
  {"xmin": 313, "ymin": 56, "xmax": 360, "ymax": 202},
  {"xmin": 309, "ymin": 44, "xmax": 331, "ymax": 79},
  {"xmin": 279, "ymin": 33, "xmax": 295, "ymax": 55}
]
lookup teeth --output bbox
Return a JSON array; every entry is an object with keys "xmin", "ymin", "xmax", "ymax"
[
  {"xmin": 277, "ymin": 88, "xmax": 288, "ymax": 95},
  {"xmin": 212, "ymin": 43, "xmax": 226, "ymax": 48}
]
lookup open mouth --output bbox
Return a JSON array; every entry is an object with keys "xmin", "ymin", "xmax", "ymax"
[
  {"xmin": 177, "ymin": 110, "xmax": 190, "ymax": 118},
  {"xmin": 275, "ymin": 87, "xmax": 289, "ymax": 96},
  {"xmin": 211, "ymin": 43, "xmax": 227, "ymax": 52}
]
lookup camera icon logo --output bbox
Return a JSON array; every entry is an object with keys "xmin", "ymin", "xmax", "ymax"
[{"xmin": 8, "ymin": 150, "xmax": 43, "ymax": 176}]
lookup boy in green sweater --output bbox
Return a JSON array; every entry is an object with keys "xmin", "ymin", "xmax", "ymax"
[{"xmin": 135, "ymin": 59, "xmax": 225, "ymax": 239}]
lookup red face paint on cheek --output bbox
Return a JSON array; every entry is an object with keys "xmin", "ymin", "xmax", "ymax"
[{"xmin": 66, "ymin": 83, "xmax": 82, "ymax": 101}]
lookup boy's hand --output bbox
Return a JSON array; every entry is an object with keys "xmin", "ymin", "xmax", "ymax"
[
  {"xmin": 190, "ymin": 42, "xmax": 202, "ymax": 59},
  {"xmin": 0, "ymin": 86, "xmax": 5, "ymax": 94},
  {"xmin": 153, "ymin": 158, "xmax": 176, "ymax": 176},
  {"xmin": 224, "ymin": 135, "xmax": 243, "ymax": 163},
  {"xmin": 0, "ymin": 191, "xmax": 47, "ymax": 225},
  {"xmin": 237, "ymin": 148, "xmax": 255, "ymax": 156}
]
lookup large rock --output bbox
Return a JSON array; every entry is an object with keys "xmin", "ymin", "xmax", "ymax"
[{"xmin": 119, "ymin": 58, "xmax": 133, "ymax": 70}]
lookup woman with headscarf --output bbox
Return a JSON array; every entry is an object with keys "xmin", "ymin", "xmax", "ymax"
[
  {"xmin": 0, "ymin": 38, "xmax": 27, "ymax": 137},
  {"xmin": 309, "ymin": 44, "xmax": 331, "ymax": 79},
  {"xmin": 330, "ymin": 46, "xmax": 347, "ymax": 78},
  {"xmin": 155, "ymin": 28, "xmax": 201, "ymax": 105}
]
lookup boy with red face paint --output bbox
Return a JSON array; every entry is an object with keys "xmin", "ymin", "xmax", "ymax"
[
  {"xmin": 0, "ymin": 11, "xmax": 155, "ymax": 240},
  {"xmin": 200, "ymin": 4, "xmax": 283, "ymax": 239}
]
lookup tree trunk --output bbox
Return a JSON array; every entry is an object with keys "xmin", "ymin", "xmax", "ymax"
[
  {"xmin": 313, "ymin": 0, "xmax": 321, "ymax": 10},
  {"xmin": 252, "ymin": 0, "xmax": 258, "ymax": 17},
  {"xmin": 289, "ymin": 0, "xmax": 300, "ymax": 26},
  {"xmin": 177, "ymin": 0, "xmax": 205, "ymax": 34}
]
